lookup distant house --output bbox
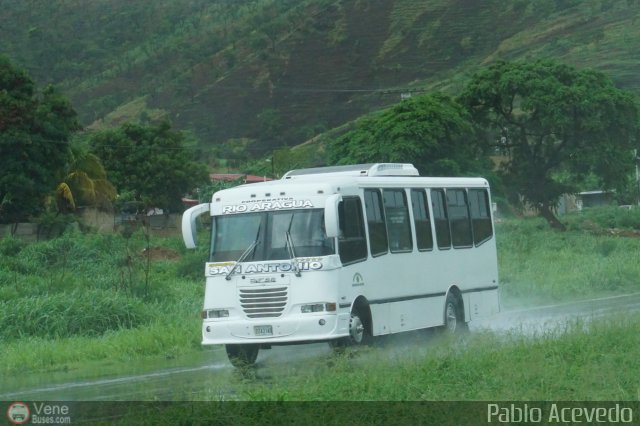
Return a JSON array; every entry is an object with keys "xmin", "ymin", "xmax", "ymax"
[
  {"xmin": 181, "ymin": 197, "xmax": 199, "ymax": 207},
  {"xmin": 557, "ymin": 190, "xmax": 615, "ymax": 214},
  {"xmin": 210, "ymin": 173, "xmax": 272, "ymax": 184},
  {"xmin": 182, "ymin": 174, "xmax": 273, "ymax": 208},
  {"xmin": 577, "ymin": 190, "xmax": 615, "ymax": 209}
]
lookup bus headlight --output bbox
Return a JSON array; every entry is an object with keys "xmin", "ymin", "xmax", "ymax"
[
  {"xmin": 203, "ymin": 309, "xmax": 229, "ymax": 319},
  {"xmin": 301, "ymin": 303, "xmax": 337, "ymax": 313},
  {"xmin": 301, "ymin": 304, "xmax": 324, "ymax": 313}
]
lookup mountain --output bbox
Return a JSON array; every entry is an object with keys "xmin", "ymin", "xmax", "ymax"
[{"xmin": 2, "ymin": 0, "xmax": 640, "ymax": 161}]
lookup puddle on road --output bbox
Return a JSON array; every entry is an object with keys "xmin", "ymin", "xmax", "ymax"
[
  {"xmin": 0, "ymin": 349, "xmax": 234, "ymax": 401},
  {"xmin": 0, "ymin": 343, "xmax": 338, "ymax": 401},
  {"xmin": 473, "ymin": 292, "xmax": 640, "ymax": 336}
]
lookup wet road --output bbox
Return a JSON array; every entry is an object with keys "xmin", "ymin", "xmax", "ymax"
[
  {"xmin": 470, "ymin": 292, "xmax": 640, "ymax": 334},
  {"xmin": 2, "ymin": 292, "xmax": 640, "ymax": 401}
]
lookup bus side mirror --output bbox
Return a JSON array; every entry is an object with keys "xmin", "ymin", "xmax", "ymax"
[
  {"xmin": 181, "ymin": 203, "xmax": 210, "ymax": 249},
  {"xmin": 324, "ymin": 194, "xmax": 342, "ymax": 239}
]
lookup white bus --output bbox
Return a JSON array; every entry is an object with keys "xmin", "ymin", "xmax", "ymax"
[{"xmin": 182, "ymin": 163, "xmax": 500, "ymax": 367}]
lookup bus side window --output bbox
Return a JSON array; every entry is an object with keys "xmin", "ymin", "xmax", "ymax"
[
  {"xmin": 337, "ymin": 197, "xmax": 368, "ymax": 264},
  {"xmin": 364, "ymin": 189, "xmax": 389, "ymax": 257},
  {"xmin": 383, "ymin": 189, "xmax": 412, "ymax": 253},
  {"xmin": 431, "ymin": 189, "xmax": 451, "ymax": 250},
  {"xmin": 469, "ymin": 189, "xmax": 493, "ymax": 245},
  {"xmin": 446, "ymin": 189, "xmax": 473, "ymax": 248},
  {"xmin": 411, "ymin": 189, "xmax": 433, "ymax": 251}
]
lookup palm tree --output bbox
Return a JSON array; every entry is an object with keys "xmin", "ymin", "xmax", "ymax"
[{"xmin": 56, "ymin": 146, "xmax": 116, "ymax": 212}]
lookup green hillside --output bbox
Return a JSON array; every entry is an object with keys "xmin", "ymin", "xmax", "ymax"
[{"xmin": 1, "ymin": 0, "xmax": 639, "ymax": 159}]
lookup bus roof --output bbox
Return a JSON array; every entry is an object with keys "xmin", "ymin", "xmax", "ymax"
[
  {"xmin": 209, "ymin": 174, "xmax": 489, "ymax": 216},
  {"xmin": 282, "ymin": 163, "xmax": 419, "ymax": 178},
  {"xmin": 211, "ymin": 164, "xmax": 489, "ymax": 205}
]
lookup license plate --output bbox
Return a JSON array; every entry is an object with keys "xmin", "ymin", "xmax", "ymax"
[{"xmin": 254, "ymin": 325, "xmax": 273, "ymax": 336}]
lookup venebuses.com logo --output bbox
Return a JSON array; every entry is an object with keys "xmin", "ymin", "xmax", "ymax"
[
  {"xmin": 6, "ymin": 401, "xmax": 72, "ymax": 424},
  {"xmin": 6, "ymin": 401, "xmax": 30, "ymax": 424}
]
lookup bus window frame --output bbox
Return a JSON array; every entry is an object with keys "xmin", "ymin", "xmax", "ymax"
[
  {"xmin": 410, "ymin": 188, "xmax": 434, "ymax": 252},
  {"xmin": 337, "ymin": 196, "xmax": 368, "ymax": 265},
  {"xmin": 446, "ymin": 188, "xmax": 474, "ymax": 249},
  {"xmin": 469, "ymin": 188, "xmax": 494, "ymax": 247},
  {"xmin": 382, "ymin": 188, "xmax": 413, "ymax": 254},
  {"xmin": 364, "ymin": 188, "xmax": 389, "ymax": 258},
  {"xmin": 430, "ymin": 188, "xmax": 451, "ymax": 250}
]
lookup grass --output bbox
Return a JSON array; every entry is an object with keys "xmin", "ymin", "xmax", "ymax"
[
  {"xmin": 497, "ymin": 213, "xmax": 640, "ymax": 306},
  {"xmin": 0, "ymin": 229, "xmax": 206, "ymax": 376},
  {"xmin": 74, "ymin": 315, "xmax": 640, "ymax": 423},
  {"xmin": 0, "ymin": 319, "xmax": 202, "ymax": 375},
  {"xmin": 1, "ymin": 208, "xmax": 640, "ymax": 380},
  {"xmin": 225, "ymin": 314, "xmax": 640, "ymax": 401},
  {"xmin": 12, "ymin": 313, "xmax": 640, "ymax": 425}
]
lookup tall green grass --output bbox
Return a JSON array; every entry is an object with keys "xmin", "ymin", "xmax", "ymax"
[
  {"xmin": 0, "ymin": 230, "xmax": 206, "ymax": 374},
  {"xmin": 0, "ymin": 318, "xmax": 203, "ymax": 375},
  {"xmin": 230, "ymin": 315, "xmax": 640, "ymax": 401},
  {"xmin": 497, "ymin": 216, "xmax": 640, "ymax": 304},
  {"xmin": 0, "ymin": 289, "xmax": 151, "ymax": 340},
  {"xmin": 563, "ymin": 206, "xmax": 640, "ymax": 232}
]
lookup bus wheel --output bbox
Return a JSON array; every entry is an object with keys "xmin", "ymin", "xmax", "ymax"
[
  {"xmin": 443, "ymin": 293, "xmax": 467, "ymax": 334},
  {"xmin": 330, "ymin": 309, "xmax": 370, "ymax": 350},
  {"xmin": 225, "ymin": 344, "xmax": 259, "ymax": 368},
  {"xmin": 348, "ymin": 310, "xmax": 367, "ymax": 344}
]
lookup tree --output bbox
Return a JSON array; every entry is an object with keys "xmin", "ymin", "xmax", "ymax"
[
  {"xmin": 328, "ymin": 93, "xmax": 489, "ymax": 176},
  {"xmin": 460, "ymin": 60, "xmax": 640, "ymax": 229},
  {"xmin": 0, "ymin": 55, "xmax": 80, "ymax": 223},
  {"xmin": 90, "ymin": 121, "xmax": 209, "ymax": 211},
  {"xmin": 56, "ymin": 141, "xmax": 117, "ymax": 212}
]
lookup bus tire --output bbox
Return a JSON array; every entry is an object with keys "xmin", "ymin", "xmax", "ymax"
[
  {"xmin": 349, "ymin": 310, "xmax": 368, "ymax": 344},
  {"xmin": 330, "ymin": 308, "xmax": 371, "ymax": 350},
  {"xmin": 443, "ymin": 292, "xmax": 468, "ymax": 334},
  {"xmin": 225, "ymin": 344, "xmax": 259, "ymax": 368}
]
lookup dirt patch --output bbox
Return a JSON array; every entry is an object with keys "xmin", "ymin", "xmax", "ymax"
[
  {"xmin": 606, "ymin": 228, "xmax": 640, "ymax": 238},
  {"xmin": 141, "ymin": 247, "xmax": 181, "ymax": 261}
]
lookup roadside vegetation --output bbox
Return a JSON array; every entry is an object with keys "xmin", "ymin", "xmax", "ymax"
[
  {"xmin": 0, "ymin": 229, "xmax": 206, "ymax": 375},
  {"xmin": 67, "ymin": 313, "xmax": 640, "ymax": 424},
  {"xmin": 1, "ymin": 206, "xmax": 639, "ymax": 378},
  {"xmin": 230, "ymin": 314, "xmax": 640, "ymax": 401},
  {"xmin": 498, "ymin": 208, "xmax": 640, "ymax": 305}
]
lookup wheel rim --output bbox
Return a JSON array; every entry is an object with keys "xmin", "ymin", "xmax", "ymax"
[
  {"xmin": 445, "ymin": 302, "xmax": 457, "ymax": 332},
  {"xmin": 349, "ymin": 313, "xmax": 365, "ymax": 343}
]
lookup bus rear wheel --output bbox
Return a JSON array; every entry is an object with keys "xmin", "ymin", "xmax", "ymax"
[
  {"xmin": 443, "ymin": 293, "xmax": 468, "ymax": 334},
  {"xmin": 225, "ymin": 344, "xmax": 259, "ymax": 368}
]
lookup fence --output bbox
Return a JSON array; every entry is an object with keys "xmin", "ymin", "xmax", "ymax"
[{"xmin": 0, "ymin": 209, "xmax": 183, "ymax": 241}]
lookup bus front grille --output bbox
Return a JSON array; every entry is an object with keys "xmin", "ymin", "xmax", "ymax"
[{"xmin": 239, "ymin": 287, "xmax": 288, "ymax": 318}]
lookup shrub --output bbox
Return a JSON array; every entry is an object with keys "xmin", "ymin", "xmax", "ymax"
[
  {"xmin": 0, "ymin": 289, "xmax": 152, "ymax": 341},
  {"xmin": 175, "ymin": 247, "xmax": 208, "ymax": 281},
  {"xmin": 564, "ymin": 206, "xmax": 640, "ymax": 232},
  {"xmin": 0, "ymin": 235, "xmax": 25, "ymax": 257}
]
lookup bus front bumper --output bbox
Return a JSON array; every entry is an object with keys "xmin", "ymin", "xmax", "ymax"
[{"xmin": 201, "ymin": 312, "xmax": 350, "ymax": 345}]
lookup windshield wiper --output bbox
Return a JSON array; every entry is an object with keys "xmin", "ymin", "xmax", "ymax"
[
  {"xmin": 226, "ymin": 223, "xmax": 261, "ymax": 281},
  {"xmin": 285, "ymin": 230, "xmax": 301, "ymax": 277},
  {"xmin": 284, "ymin": 212, "xmax": 302, "ymax": 277}
]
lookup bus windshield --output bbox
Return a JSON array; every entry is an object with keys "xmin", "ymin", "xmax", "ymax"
[{"xmin": 210, "ymin": 209, "xmax": 335, "ymax": 262}]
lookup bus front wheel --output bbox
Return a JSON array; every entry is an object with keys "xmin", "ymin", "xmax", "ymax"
[
  {"xmin": 349, "ymin": 311, "xmax": 367, "ymax": 344},
  {"xmin": 225, "ymin": 344, "xmax": 259, "ymax": 368},
  {"xmin": 331, "ymin": 309, "xmax": 371, "ymax": 349}
]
